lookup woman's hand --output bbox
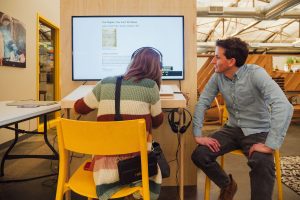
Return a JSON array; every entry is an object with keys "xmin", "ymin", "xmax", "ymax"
[{"xmin": 194, "ymin": 136, "xmax": 221, "ymax": 152}]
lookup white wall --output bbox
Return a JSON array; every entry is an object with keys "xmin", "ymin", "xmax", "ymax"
[{"xmin": 0, "ymin": 0, "xmax": 60, "ymax": 144}]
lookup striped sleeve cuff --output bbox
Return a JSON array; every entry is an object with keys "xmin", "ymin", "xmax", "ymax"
[
  {"xmin": 74, "ymin": 98, "xmax": 94, "ymax": 114},
  {"xmin": 152, "ymin": 112, "xmax": 164, "ymax": 128}
]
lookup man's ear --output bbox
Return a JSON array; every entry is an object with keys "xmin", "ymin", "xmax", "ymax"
[{"xmin": 228, "ymin": 58, "xmax": 237, "ymax": 67}]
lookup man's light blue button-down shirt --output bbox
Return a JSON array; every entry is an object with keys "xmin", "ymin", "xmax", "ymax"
[{"xmin": 193, "ymin": 64, "xmax": 294, "ymax": 149}]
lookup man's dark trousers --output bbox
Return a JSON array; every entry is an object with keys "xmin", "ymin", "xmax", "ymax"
[{"xmin": 191, "ymin": 125, "xmax": 275, "ymax": 200}]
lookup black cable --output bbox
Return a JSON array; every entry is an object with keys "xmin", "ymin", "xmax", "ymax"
[
  {"xmin": 69, "ymin": 152, "xmax": 85, "ymax": 164},
  {"xmin": 41, "ymin": 177, "xmax": 57, "ymax": 188},
  {"xmin": 50, "ymin": 134, "xmax": 58, "ymax": 173},
  {"xmin": 82, "ymin": 81, "xmax": 88, "ymax": 85},
  {"xmin": 38, "ymin": 125, "xmax": 59, "ymax": 188},
  {"xmin": 163, "ymin": 107, "xmax": 188, "ymax": 200},
  {"xmin": 69, "ymin": 152, "xmax": 74, "ymax": 163},
  {"xmin": 162, "ymin": 108, "xmax": 177, "ymax": 113}
]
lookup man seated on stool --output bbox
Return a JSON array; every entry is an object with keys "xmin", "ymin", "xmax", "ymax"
[{"xmin": 191, "ymin": 37, "xmax": 293, "ymax": 200}]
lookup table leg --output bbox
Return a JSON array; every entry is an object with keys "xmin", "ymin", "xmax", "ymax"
[
  {"xmin": 178, "ymin": 108, "xmax": 184, "ymax": 200},
  {"xmin": 65, "ymin": 108, "xmax": 71, "ymax": 119},
  {"xmin": 180, "ymin": 134, "xmax": 184, "ymax": 200},
  {"xmin": 43, "ymin": 115, "xmax": 59, "ymax": 158},
  {"xmin": 0, "ymin": 124, "xmax": 19, "ymax": 176},
  {"xmin": 0, "ymin": 113, "xmax": 59, "ymax": 177}
]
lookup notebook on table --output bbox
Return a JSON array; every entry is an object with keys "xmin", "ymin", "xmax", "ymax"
[
  {"xmin": 159, "ymin": 85, "xmax": 174, "ymax": 97},
  {"xmin": 6, "ymin": 100, "xmax": 57, "ymax": 107}
]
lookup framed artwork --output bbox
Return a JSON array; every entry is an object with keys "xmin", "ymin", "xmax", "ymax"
[{"xmin": 0, "ymin": 11, "xmax": 26, "ymax": 68}]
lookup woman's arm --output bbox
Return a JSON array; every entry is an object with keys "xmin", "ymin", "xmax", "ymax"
[
  {"xmin": 150, "ymin": 83, "xmax": 164, "ymax": 128},
  {"xmin": 74, "ymin": 82, "xmax": 102, "ymax": 114}
]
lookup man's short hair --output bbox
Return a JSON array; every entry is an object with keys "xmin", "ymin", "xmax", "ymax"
[{"xmin": 216, "ymin": 37, "xmax": 249, "ymax": 67}]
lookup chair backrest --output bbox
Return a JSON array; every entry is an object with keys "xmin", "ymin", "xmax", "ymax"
[
  {"xmin": 56, "ymin": 118, "xmax": 147, "ymax": 155},
  {"xmin": 55, "ymin": 118, "xmax": 150, "ymax": 199}
]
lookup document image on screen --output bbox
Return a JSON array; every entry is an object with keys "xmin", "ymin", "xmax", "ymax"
[
  {"xmin": 72, "ymin": 16, "xmax": 184, "ymax": 80},
  {"xmin": 102, "ymin": 28, "xmax": 117, "ymax": 48}
]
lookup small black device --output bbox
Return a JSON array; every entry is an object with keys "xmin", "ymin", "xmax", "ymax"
[{"xmin": 168, "ymin": 108, "xmax": 192, "ymax": 134}]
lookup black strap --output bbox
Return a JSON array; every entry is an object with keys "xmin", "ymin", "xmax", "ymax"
[{"xmin": 114, "ymin": 76, "xmax": 123, "ymax": 121}]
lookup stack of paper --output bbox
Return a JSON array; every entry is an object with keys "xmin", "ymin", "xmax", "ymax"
[
  {"xmin": 6, "ymin": 100, "xmax": 57, "ymax": 106},
  {"xmin": 159, "ymin": 85, "xmax": 174, "ymax": 97}
]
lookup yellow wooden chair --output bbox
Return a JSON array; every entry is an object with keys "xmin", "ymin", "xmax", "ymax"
[
  {"xmin": 204, "ymin": 97, "xmax": 224, "ymax": 125},
  {"xmin": 55, "ymin": 118, "xmax": 150, "ymax": 200},
  {"xmin": 204, "ymin": 107, "xmax": 283, "ymax": 200}
]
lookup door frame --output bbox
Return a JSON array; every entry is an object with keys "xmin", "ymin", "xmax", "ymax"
[{"xmin": 36, "ymin": 14, "xmax": 60, "ymax": 129}]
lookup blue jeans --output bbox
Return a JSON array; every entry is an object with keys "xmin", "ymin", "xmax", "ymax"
[{"xmin": 191, "ymin": 125, "xmax": 275, "ymax": 200}]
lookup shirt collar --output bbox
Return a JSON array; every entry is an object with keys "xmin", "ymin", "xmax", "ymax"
[{"xmin": 234, "ymin": 64, "xmax": 246, "ymax": 80}]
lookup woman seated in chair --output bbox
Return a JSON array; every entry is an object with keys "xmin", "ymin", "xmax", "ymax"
[{"xmin": 74, "ymin": 47, "xmax": 164, "ymax": 200}]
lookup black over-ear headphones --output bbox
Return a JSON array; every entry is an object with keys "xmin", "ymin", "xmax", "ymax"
[
  {"xmin": 131, "ymin": 47, "xmax": 163, "ymax": 69},
  {"xmin": 168, "ymin": 108, "xmax": 192, "ymax": 134}
]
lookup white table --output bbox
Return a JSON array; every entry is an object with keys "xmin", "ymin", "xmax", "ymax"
[
  {"xmin": 0, "ymin": 101, "xmax": 61, "ymax": 176},
  {"xmin": 61, "ymin": 85, "xmax": 186, "ymax": 110},
  {"xmin": 61, "ymin": 84, "xmax": 187, "ymax": 199}
]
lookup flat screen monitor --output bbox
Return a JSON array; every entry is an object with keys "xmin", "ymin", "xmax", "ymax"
[{"xmin": 72, "ymin": 16, "xmax": 184, "ymax": 81}]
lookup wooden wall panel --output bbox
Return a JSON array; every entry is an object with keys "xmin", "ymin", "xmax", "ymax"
[
  {"xmin": 60, "ymin": 0, "xmax": 197, "ymax": 186},
  {"xmin": 271, "ymin": 71, "xmax": 300, "ymax": 92},
  {"xmin": 197, "ymin": 57, "xmax": 213, "ymax": 93},
  {"xmin": 246, "ymin": 54, "xmax": 273, "ymax": 74}
]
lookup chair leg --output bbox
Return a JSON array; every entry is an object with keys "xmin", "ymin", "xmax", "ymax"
[
  {"xmin": 204, "ymin": 176, "xmax": 211, "ymax": 200},
  {"xmin": 274, "ymin": 150, "xmax": 283, "ymax": 200},
  {"xmin": 220, "ymin": 155, "xmax": 224, "ymax": 169},
  {"xmin": 55, "ymin": 175, "xmax": 66, "ymax": 200},
  {"xmin": 203, "ymin": 155, "xmax": 225, "ymax": 200}
]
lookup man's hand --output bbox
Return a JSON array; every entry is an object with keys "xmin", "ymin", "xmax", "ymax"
[
  {"xmin": 249, "ymin": 143, "xmax": 274, "ymax": 157},
  {"xmin": 194, "ymin": 136, "xmax": 221, "ymax": 152}
]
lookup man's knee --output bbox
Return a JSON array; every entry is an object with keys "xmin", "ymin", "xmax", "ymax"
[
  {"xmin": 191, "ymin": 145, "xmax": 212, "ymax": 168},
  {"xmin": 248, "ymin": 152, "xmax": 274, "ymax": 170}
]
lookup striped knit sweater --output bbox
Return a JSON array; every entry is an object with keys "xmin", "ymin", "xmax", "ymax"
[{"xmin": 74, "ymin": 76, "xmax": 164, "ymax": 200}]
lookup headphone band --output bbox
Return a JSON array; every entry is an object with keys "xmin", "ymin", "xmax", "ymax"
[{"xmin": 131, "ymin": 47, "xmax": 163, "ymax": 64}]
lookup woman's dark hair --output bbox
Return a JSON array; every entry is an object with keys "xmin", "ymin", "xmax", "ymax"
[
  {"xmin": 124, "ymin": 47, "xmax": 162, "ymax": 88},
  {"xmin": 216, "ymin": 37, "xmax": 249, "ymax": 67}
]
